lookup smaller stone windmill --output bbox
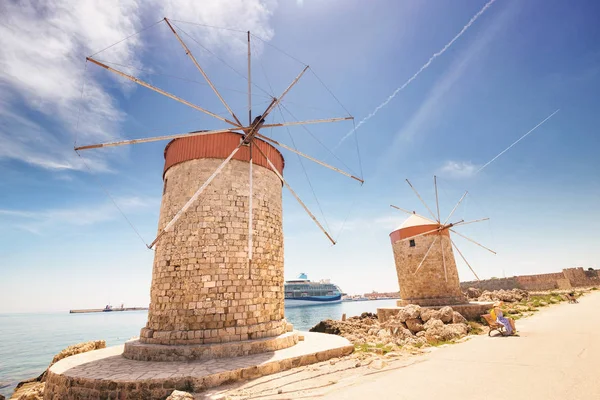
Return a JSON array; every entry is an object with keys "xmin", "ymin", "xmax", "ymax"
[{"xmin": 389, "ymin": 177, "xmax": 495, "ymax": 306}]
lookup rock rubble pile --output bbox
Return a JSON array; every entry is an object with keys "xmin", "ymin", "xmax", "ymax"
[
  {"xmin": 310, "ymin": 306, "xmax": 470, "ymax": 350},
  {"xmin": 465, "ymin": 288, "xmax": 529, "ymax": 303}
]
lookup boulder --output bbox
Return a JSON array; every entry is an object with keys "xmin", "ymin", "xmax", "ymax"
[
  {"xmin": 405, "ymin": 318, "xmax": 425, "ymax": 334},
  {"xmin": 425, "ymin": 323, "xmax": 469, "ymax": 343},
  {"xmin": 466, "ymin": 287, "xmax": 482, "ymax": 298},
  {"xmin": 10, "ymin": 381, "xmax": 45, "ymax": 400},
  {"xmin": 309, "ymin": 320, "xmax": 341, "ymax": 335},
  {"xmin": 420, "ymin": 308, "xmax": 441, "ymax": 322},
  {"xmin": 167, "ymin": 391, "xmax": 194, "ymax": 400},
  {"xmin": 452, "ymin": 311, "xmax": 467, "ymax": 324},
  {"xmin": 443, "ymin": 323, "xmax": 468, "ymax": 340},
  {"xmin": 50, "ymin": 340, "xmax": 106, "ymax": 367},
  {"xmin": 377, "ymin": 329, "xmax": 391, "ymax": 340},
  {"xmin": 424, "ymin": 318, "xmax": 444, "ymax": 331},
  {"xmin": 438, "ymin": 306, "xmax": 454, "ymax": 324},
  {"xmin": 392, "ymin": 327, "xmax": 414, "ymax": 340},
  {"xmin": 394, "ymin": 304, "xmax": 421, "ymax": 322},
  {"xmin": 368, "ymin": 359, "xmax": 388, "ymax": 370}
]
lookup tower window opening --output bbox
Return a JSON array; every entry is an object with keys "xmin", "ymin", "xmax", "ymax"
[{"xmin": 409, "ymin": 239, "xmax": 416, "ymax": 247}]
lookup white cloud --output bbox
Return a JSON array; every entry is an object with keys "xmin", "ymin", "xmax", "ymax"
[
  {"xmin": 0, "ymin": 196, "xmax": 159, "ymax": 234},
  {"xmin": 437, "ymin": 160, "xmax": 480, "ymax": 179},
  {"xmin": 0, "ymin": 0, "xmax": 277, "ymax": 172}
]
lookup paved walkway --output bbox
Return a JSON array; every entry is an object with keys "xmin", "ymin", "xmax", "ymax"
[{"xmin": 323, "ymin": 291, "xmax": 600, "ymax": 400}]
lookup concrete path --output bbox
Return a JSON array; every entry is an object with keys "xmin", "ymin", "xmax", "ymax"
[{"xmin": 323, "ymin": 291, "xmax": 600, "ymax": 400}]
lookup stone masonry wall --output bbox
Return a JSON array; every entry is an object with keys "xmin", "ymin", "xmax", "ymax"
[
  {"xmin": 140, "ymin": 157, "xmax": 287, "ymax": 345},
  {"xmin": 392, "ymin": 232, "xmax": 466, "ymax": 306},
  {"xmin": 461, "ymin": 268, "xmax": 600, "ymax": 291}
]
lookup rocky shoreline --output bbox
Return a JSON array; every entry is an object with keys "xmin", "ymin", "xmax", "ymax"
[
  {"xmin": 310, "ymin": 304, "xmax": 471, "ymax": 352},
  {"xmin": 9, "ymin": 340, "xmax": 105, "ymax": 400},
  {"xmin": 8, "ymin": 288, "xmax": 593, "ymax": 399}
]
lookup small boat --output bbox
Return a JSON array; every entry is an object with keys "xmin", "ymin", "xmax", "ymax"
[
  {"xmin": 284, "ymin": 273, "xmax": 343, "ymax": 307},
  {"xmin": 102, "ymin": 304, "xmax": 113, "ymax": 312}
]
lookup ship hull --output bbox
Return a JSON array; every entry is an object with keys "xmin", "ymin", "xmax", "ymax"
[{"xmin": 284, "ymin": 295, "xmax": 342, "ymax": 308}]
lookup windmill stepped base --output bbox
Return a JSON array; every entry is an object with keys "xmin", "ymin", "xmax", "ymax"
[
  {"xmin": 123, "ymin": 329, "xmax": 299, "ymax": 362},
  {"xmin": 44, "ymin": 332, "xmax": 353, "ymax": 400}
]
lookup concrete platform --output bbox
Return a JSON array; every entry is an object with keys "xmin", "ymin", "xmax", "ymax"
[{"xmin": 44, "ymin": 332, "xmax": 354, "ymax": 400}]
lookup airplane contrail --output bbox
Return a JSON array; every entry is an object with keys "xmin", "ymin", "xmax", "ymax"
[
  {"xmin": 335, "ymin": 0, "xmax": 498, "ymax": 149},
  {"xmin": 476, "ymin": 109, "xmax": 560, "ymax": 174}
]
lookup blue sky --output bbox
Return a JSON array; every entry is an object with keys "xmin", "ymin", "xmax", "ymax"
[{"xmin": 1, "ymin": 0, "xmax": 599, "ymax": 313}]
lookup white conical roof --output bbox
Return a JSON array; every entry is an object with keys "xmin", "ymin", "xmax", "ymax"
[{"xmin": 394, "ymin": 213, "xmax": 438, "ymax": 231}]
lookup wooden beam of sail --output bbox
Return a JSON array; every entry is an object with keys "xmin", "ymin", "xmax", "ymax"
[
  {"xmin": 74, "ymin": 127, "xmax": 245, "ymax": 150},
  {"xmin": 247, "ymin": 142, "xmax": 253, "ymax": 265},
  {"xmin": 434, "ymin": 175, "xmax": 441, "ymax": 223},
  {"xmin": 390, "ymin": 205, "xmax": 415, "ymax": 215},
  {"xmin": 413, "ymin": 235, "xmax": 439, "ymax": 275},
  {"xmin": 449, "ymin": 229, "xmax": 496, "ymax": 255},
  {"xmin": 148, "ymin": 143, "xmax": 243, "ymax": 249},
  {"xmin": 255, "ymin": 143, "xmax": 336, "ymax": 245},
  {"xmin": 406, "ymin": 179, "xmax": 438, "ymax": 221},
  {"xmin": 440, "ymin": 233, "xmax": 448, "ymax": 282},
  {"xmin": 261, "ymin": 116, "xmax": 353, "ymax": 129},
  {"xmin": 451, "ymin": 238, "xmax": 480, "ymax": 281},
  {"xmin": 261, "ymin": 65, "xmax": 309, "ymax": 121},
  {"xmin": 163, "ymin": 18, "xmax": 242, "ymax": 126},
  {"xmin": 443, "ymin": 191, "xmax": 468, "ymax": 225},
  {"xmin": 452, "ymin": 217, "xmax": 489, "ymax": 227},
  {"xmin": 86, "ymin": 57, "xmax": 240, "ymax": 127},
  {"xmin": 255, "ymin": 133, "xmax": 363, "ymax": 183}
]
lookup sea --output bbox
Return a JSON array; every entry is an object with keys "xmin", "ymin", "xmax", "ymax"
[{"xmin": 0, "ymin": 299, "xmax": 396, "ymax": 397}]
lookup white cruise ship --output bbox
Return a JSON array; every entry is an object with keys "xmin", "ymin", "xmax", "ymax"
[{"xmin": 284, "ymin": 273, "xmax": 343, "ymax": 307}]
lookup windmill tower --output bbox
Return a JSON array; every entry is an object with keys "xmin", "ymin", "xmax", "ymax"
[
  {"xmin": 75, "ymin": 18, "xmax": 362, "ymax": 360},
  {"xmin": 389, "ymin": 177, "xmax": 495, "ymax": 307}
]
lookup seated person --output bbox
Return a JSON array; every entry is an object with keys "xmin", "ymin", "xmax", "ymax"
[{"xmin": 491, "ymin": 301, "xmax": 516, "ymax": 335}]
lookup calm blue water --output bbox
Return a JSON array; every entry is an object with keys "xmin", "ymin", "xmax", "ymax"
[{"xmin": 0, "ymin": 300, "xmax": 396, "ymax": 397}]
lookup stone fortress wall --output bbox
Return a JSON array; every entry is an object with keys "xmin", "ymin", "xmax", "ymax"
[{"xmin": 461, "ymin": 267, "xmax": 600, "ymax": 291}]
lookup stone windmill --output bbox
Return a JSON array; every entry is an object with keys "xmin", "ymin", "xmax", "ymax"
[
  {"xmin": 75, "ymin": 18, "xmax": 362, "ymax": 359},
  {"xmin": 389, "ymin": 177, "xmax": 495, "ymax": 307}
]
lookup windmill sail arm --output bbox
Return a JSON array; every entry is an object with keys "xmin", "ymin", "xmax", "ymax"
[
  {"xmin": 451, "ymin": 238, "xmax": 480, "ymax": 281},
  {"xmin": 405, "ymin": 179, "xmax": 438, "ymax": 221},
  {"xmin": 148, "ymin": 143, "xmax": 243, "ymax": 249},
  {"xmin": 413, "ymin": 235, "xmax": 438, "ymax": 274},
  {"xmin": 452, "ymin": 218, "xmax": 489, "ymax": 227},
  {"xmin": 255, "ymin": 143, "xmax": 336, "ymax": 245},
  {"xmin": 434, "ymin": 175, "xmax": 441, "ymax": 222},
  {"xmin": 163, "ymin": 18, "xmax": 242, "ymax": 126},
  {"xmin": 86, "ymin": 57, "xmax": 240, "ymax": 127},
  {"xmin": 261, "ymin": 116, "xmax": 353, "ymax": 129},
  {"xmin": 443, "ymin": 191, "xmax": 468, "ymax": 225},
  {"xmin": 255, "ymin": 133, "xmax": 363, "ymax": 183},
  {"xmin": 450, "ymin": 229, "xmax": 496, "ymax": 254},
  {"xmin": 440, "ymin": 234, "xmax": 448, "ymax": 281},
  {"xmin": 74, "ymin": 127, "xmax": 246, "ymax": 150},
  {"xmin": 261, "ymin": 65, "xmax": 309, "ymax": 120},
  {"xmin": 390, "ymin": 205, "xmax": 414, "ymax": 215}
]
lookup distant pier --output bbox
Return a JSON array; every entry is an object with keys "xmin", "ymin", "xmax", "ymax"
[{"xmin": 69, "ymin": 307, "xmax": 148, "ymax": 314}]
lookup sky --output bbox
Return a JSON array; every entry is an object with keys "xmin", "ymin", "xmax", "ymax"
[{"xmin": 1, "ymin": 0, "xmax": 599, "ymax": 313}]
